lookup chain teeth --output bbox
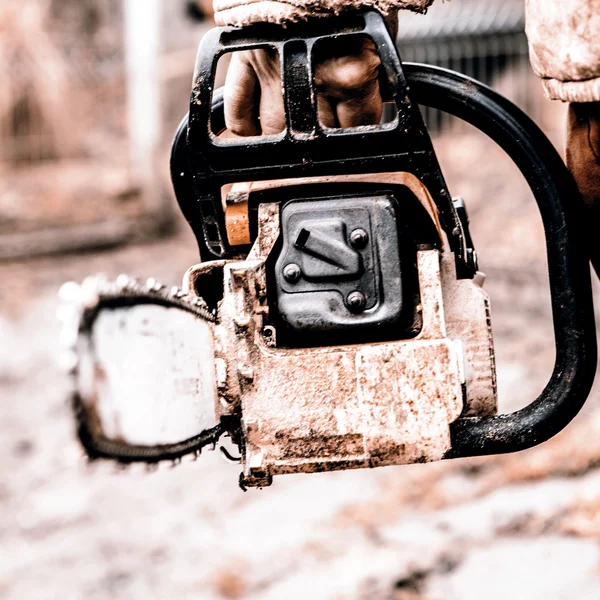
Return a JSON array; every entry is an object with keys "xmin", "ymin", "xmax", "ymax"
[
  {"xmin": 59, "ymin": 274, "xmax": 215, "ymax": 331},
  {"xmin": 59, "ymin": 281, "xmax": 84, "ymax": 303}
]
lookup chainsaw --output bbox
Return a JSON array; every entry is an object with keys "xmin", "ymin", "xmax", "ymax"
[{"xmin": 59, "ymin": 11, "xmax": 596, "ymax": 489}]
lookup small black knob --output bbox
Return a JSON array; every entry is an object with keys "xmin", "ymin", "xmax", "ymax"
[
  {"xmin": 349, "ymin": 228, "xmax": 369, "ymax": 249},
  {"xmin": 283, "ymin": 263, "xmax": 302, "ymax": 283},
  {"xmin": 346, "ymin": 291, "xmax": 367, "ymax": 313}
]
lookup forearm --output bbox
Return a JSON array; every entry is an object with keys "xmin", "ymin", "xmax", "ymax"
[{"xmin": 213, "ymin": 0, "xmax": 433, "ymax": 27}]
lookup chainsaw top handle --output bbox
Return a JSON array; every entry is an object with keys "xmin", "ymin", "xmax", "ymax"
[
  {"xmin": 173, "ymin": 10, "xmax": 473, "ymax": 277},
  {"xmin": 172, "ymin": 10, "xmax": 597, "ymax": 458}
]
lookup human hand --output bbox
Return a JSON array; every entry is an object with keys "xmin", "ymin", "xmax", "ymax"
[{"xmin": 223, "ymin": 36, "xmax": 385, "ymax": 135}]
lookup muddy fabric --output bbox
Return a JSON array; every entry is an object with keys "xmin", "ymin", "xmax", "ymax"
[
  {"xmin": 525, "ymin": 0, "xmax": 600, "ymax": 102},
  {"xmin": 214, "ymin": 0, "xmax": 600, "ymax": 103},
  {"xmin": 213, "ymin": 0, "xmax": 432, "ymax": 27},
  {"xmin": 567, "ymin": 104, "xmax": 600, "ymax": 275}
]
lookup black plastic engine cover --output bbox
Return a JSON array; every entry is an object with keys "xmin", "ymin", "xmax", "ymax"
[{"xmin": 272, "ymin": 195, "xmax": 411, "ymax": 344}]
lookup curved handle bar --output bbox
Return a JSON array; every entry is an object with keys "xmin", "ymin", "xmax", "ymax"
[{"xmin": 401, "ymin": 64, "xmax": 597, "ymax": 457}]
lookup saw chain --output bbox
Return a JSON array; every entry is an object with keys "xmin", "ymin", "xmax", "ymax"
[{"xmin": 58, "ymin": 275, "xmax": 230, "ymax": 465}]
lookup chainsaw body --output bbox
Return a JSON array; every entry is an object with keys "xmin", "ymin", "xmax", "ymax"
[
  {"xmin": 62, "ymin": 11, "xmax": 595, "ymax": 488},
  {"xmin": 184, "ymin": 181, "xmax": 496, "ymax": 486}
]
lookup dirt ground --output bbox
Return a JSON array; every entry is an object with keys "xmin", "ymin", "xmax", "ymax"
[{"xmin": 2, "ymin": 131, "xmax": 600, "ymax": 600}]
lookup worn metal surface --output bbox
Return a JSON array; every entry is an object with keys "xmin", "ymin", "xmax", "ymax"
[
  {"xmin": 64, "ymin": 196, "xmax": 497, "ymax": 480},
  {"xmin": 79, "ymin": 304, "xmax": 217, "ymax": 446},
  {"xmin": 185, "ymin": 203, "xmax": 496, "ymax": 487}
]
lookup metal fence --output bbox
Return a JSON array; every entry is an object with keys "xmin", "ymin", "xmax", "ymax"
[
  {"xmin": 399, "ymin": 32, "xmax": 534, "ymax": 132},
  {"xmin": 395, "ymin": 0, "xmax": 550, "ymax": 135}
]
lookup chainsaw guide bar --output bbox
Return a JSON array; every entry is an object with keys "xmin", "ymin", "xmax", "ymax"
[{"xmin": 59, "ymin": 275, "xmax": 231, "ymax": 465}]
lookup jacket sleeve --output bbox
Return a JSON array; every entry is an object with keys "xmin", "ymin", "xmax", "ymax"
[
  {"xmin": 213, "ymin": 0, "xmax": 434, "ymax": 27},
  {"xmin": 526, "ymin": 0, "xmax": 600, "ymax": 102}
]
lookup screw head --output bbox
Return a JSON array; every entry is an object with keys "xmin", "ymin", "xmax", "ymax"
[
  {"xmin": 283, "ymin": 263, "xmax": 301, "ymax": 283},
  {"xmin": 349, "ymin": 228, "xmax": 369, "ymax": 249},
  {"xmin": 346, "ymin": 291, "xmax": 367, "ymax": 313},
  {"xmin": 262, "ymin": 325, "xmax": 276, "ymax": 347}
]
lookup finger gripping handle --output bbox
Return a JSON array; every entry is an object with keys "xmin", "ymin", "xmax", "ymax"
[{"xmin": 177, "ymin": 10, "xmax": 470, "ymax": 273}]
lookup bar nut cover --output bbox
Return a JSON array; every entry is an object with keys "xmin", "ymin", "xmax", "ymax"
[{"xmin": 272, "ymin": 195, "xmax": 407, "ymax": 339}]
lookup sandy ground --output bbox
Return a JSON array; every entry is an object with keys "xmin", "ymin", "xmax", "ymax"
[{"xmin": 2, "ymin": 132, "xmax": 600, "ymax": 600}]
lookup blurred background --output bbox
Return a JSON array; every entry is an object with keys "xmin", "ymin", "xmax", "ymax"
[{"xmin": 2, "ymin": 1, "xmax": 600, "ymax": 598}]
